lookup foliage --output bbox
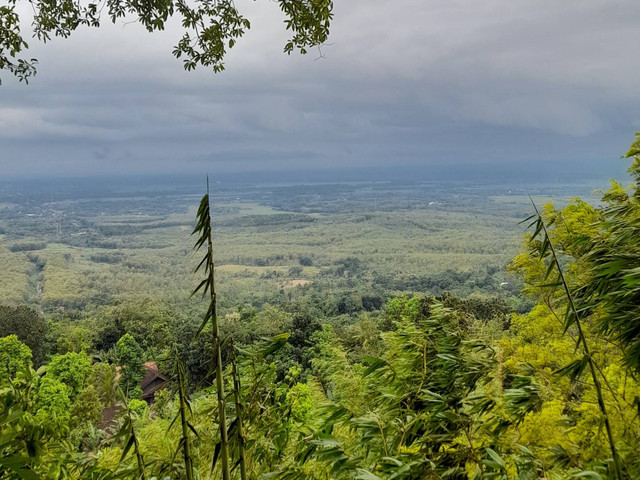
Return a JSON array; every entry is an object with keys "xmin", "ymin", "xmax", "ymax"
[
  {"xmin": 113, "ymin": 389, "xmax": 148, "ymax": 480},
  {"xmin": 565, "ymin": 132, "xmax": 640, "ymax": 374},
  {"xmin": 286, "ymin": 382, "xmax": 313, "ymax": 422},
  {"xmin": 71, "ymin": 385, "xmax": 103, "ymax": 428},
  {"xmin": 50, "ymin": 321, "xmax": 94, "ymax": 354},
  {"xmin": 0, "ymin": 305, "xmax": 48, "ymax": 365},
  {"xmin": 1, "ymin": 0, "xmax": 333, "ymax": 83},
  {"xmin": 172, "ymin": 353, "xmax": 196, "ymax": 480},
  {"xmin": 34, "ymin": 375, "xmax": 71, "ymax": 430},
  {"xmin": 1, "ymin": 365, "xmax": 73, "ymax": 479},
  {"xmin": 47, "ymin": 350, "xmax": 92, "ymax": 398},
  {"xmin": 90, "ymin": 361, "xmax": 120, "ymax": 407},
  {"xmin": 0, "ymin": 243, "xmax": 31, "ymax": 306},
  {"xmin": 128, "ymin": 398, "xmax": 148, "ymax": 417},
  {"xmin": 151, "ymin": 388, "xmax": 173, "ymax": 419},
  {"xmin": 116, "ymin": 333, "xmax": 145, "ymax": 397},
  {"xmin": 4, "ymin": 139, "xmax": 640, "ymax": 478},
  {"xmin": 95, "ymin": 300, "xmax": 180, "ymax": 354},
  {"xmin": 9, "ymin": 241, "xmax": 47, "ymax": 252},
  {"xmin": 505, "ymin": 178, "xmax": 640, "ymax": 476},
  {"xmin": 523, "ymin": 200, "xmax": 622, "ymax": 478},
  {"xmin": 286, "ymin": 299, "xmax": 505, "ymax": 479},
  {"xmin": 288, "ymin": 304, "xmax": 322, "ymax": 367},
  {"xmin": 0, "ymin": 334, "xmax": 32, "ymax": 381}
]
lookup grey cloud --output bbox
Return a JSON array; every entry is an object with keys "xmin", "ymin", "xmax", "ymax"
[{"xmin": 1, "ymin": 0, "xmax": 640, "ymax": 176}]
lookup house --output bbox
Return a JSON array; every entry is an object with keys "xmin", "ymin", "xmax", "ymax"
[
  {"xmin": 99, "ymin": 361, "xmax": 168, "ymax": 431},
  {"xmin": 141, "ymin": 361, "xmax": 168, "ymax": 404}
]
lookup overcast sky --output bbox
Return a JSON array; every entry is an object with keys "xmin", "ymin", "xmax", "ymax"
[{"xmin": 1, "ymin": 0, "xmax": 639, "ymax": 177}]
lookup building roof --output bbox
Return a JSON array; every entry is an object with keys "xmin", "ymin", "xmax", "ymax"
[{"xmin": 141, "ymin": 361, "xmax": 168, "ymax": 401}]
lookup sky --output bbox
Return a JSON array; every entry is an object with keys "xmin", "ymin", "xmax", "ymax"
[{"xmin": 1, "ymin": 0, "xmax": 640, "ymax": 177}]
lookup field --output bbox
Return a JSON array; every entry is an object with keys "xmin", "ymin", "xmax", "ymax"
[{"xmin": 0, "ymin": 174, "xmax": 607, "ymax": 319}]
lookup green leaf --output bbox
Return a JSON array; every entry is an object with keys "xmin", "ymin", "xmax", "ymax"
[
  {"xmin": 570, "ymin": 472, "xmax": 603, "ymax": 480},
  {"xmin": 120, "ymin": 435, "xmax": 135, "ymax": 462},
  {"xmin": 483, "ymin": 448, "xmax": 505, "ymax": 470},
  {"xmin": 361, "ymin": 356, "xmax": 389, "ymax": 376},
  {"xmin": 555, "ymin": 355, "xmax": 590, "ymax": 382},
  {"xmin": 355, "ymin": 469, "xmax": 382, "ymax": 480},
  {"xmin": 259, "ymin": 333, "xmax": 290, "ymax": 357}
]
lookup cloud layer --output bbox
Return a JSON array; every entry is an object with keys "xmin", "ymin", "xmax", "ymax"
[{"xmin": 1, "ymin": 0, "xmax": 639, "ymax": 176}]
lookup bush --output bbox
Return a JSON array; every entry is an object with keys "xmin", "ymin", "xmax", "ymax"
[
  {"xmin": 116, "ymin": 334, "xmax": 145, "ymax": 396},
  {"xmin": 0, "ymin": 306, "xmax": 48, "ymax": 366},
  {"xmin": 47, "ymin": 351, "xmax": 92, "ymax": 398},
  {"xmin": 71, "ymin": 385, "xmax": 103, "ymax": 428},
  {"xmin": 35, "ymin": 376, "xmax": 71, "ymax": 430},
  {"xmin": 288, "ymin": 266, "xmax": 303, "ymax": 277},
  {"xmin": 128, "ymin": 398, "xmax": 148, "ymax": 417},
  {"xmin": 286, "ymin": 383, "xmax": 312, "ymax": 422},
  {"xmin": 0, "ymin": 335, "xmax": 32, "ymax": 380},
  {"xmin": 9, "ymin": 242, "xmax": 47, "ymax": 252},
  {"xmin": 299, "ymin": 256, "xmax": 313, "ymax": 266}
]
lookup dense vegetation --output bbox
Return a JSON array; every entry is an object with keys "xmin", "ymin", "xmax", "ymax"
[{"xmin": 2, "ymin": 136, "xmax": 640, "ymax": 479}]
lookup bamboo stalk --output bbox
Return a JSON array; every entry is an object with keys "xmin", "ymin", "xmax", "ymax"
[
  {"xmin": 530, "ymin": 201, "xmax": 623, "ymax": 480},
  {"xmin": 230, "ymin": 337, "xmax": 248, "ymax": 480},
  {"xmin": 132, "ymin": 424, "xmax": 146, "ymax": 480},
  {"xmin": 119, "ymin": 390, "xmax": 147, "ymax": 480},
  {"xmin": 176, "ymin": 355, "xmax": 195, "ymax": 480},
  {"xmin": 207, "ymin": 193, "xmax": 231, "ymax": 480},
  {"xmin": 193, "ymin": 179, "xmax": 231, "ymax": 480}
]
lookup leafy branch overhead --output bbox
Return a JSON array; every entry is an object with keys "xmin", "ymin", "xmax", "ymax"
[{"xmin": 0, "ymin": 0, "xmax": 334, "ymax": 83}]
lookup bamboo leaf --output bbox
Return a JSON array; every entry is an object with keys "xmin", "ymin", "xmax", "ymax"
[
  {"xmin": 519, "ymin": 214, "xmax": 537, "ymax": 225},
  {"xmin": 361, "ymin": 356, "xmax": 389, "ymax": 376},
  {"xmin": 211, "ymin": 441, "xmax": 221, "ymax": 472},
  {"xmin": 570, "ymin": 473, "xmax": 603, "ymax": 480},
  {"xmin": 187, "ymin": 422, "xmax": 200, "ymax": 439},
  {"xmin": 259, "ymin": 333, "xmax": 290, "ymax": 357},
  {"xmin": 191, "ymin": 278, "xmax": 208, "ymax": 297},
  {"xmin": 555, "ymin": 355, "xmax": 590, "ymax": 382},
  {"xmin": 483, "ymin": 448, "xmax": 505, "ymax": 470},
  {"xmin": 355, "ymin": 469, "xmax": 382, "ymax": 480},
  {"xmin": 120, "ymin": 435, "xmax": 135, "ymax": 463},
  {"xmin": 168, "ymin": 412, "xmax": 179, "ymax": 432}
]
